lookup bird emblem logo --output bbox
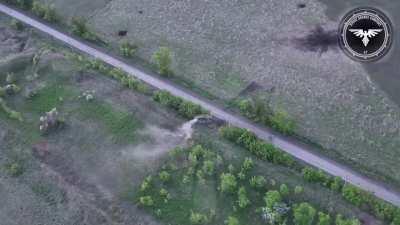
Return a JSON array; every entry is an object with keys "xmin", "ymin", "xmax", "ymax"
[{"xmin": 348, "ymin": 29, "xmax": 383, "ymax": 47}]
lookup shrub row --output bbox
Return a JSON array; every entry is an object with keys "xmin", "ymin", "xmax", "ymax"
[
  {"xmin": 237, "ymin": 98, "xmax": 296, "ymax": 135},
  {"xmin": 68, "ymin": 53, "xmax": 149, "ymax": 94},
  {"xmin": 219, "ymin": 126, "xmax": 294, "ymax": 167},
  {"xmin": 303, "ymin": 166, "xmax": 400, "ymax": 224},
  {"xmin": 153, "ymin": 90, "xmax": 206, "ymax": 119}
]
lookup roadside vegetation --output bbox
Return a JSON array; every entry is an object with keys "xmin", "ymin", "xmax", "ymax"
[
  {"xmin": 132, "ymin": 144, "xmax": 366, "ymax": 225},
  {"xmin": 219, "ymin": 125, "xmax": 400, "ymax": 225}
]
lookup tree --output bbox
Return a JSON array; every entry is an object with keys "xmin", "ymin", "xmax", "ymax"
[
  {"xmin": 139, "ymin": 196, "xmax": 154, "ymax": 207},
  {"xmin": 293, "ymin": 203, "xmax": 316, "ymax": 225},
  {"xmin": 225, "ymin": 216, "xmax": 240, "ymax": 225},
  {"xmin": 330, "ymin": 177, "xmax": 343, "ymax": 192},
  {"xmin": 270, "ymin": 109, "xmax": 296, "ymax": 135},
  {"xmin": 280, "ymin": 184, "xmax": 290, "ymax": 196},
  {"xmin": 120, "ymin": 41, "xmax": 137, "ymax": 57},
  {"xmin": 294, "ymin": 186, "xmax": 304, "ymax": 194},
  {"xmin": 159, "ymin": 171, "xmax": 171, "ymax": 183},
  {"xmin": 264, "ymin": 190, "xmax": 282, "ymax": 208},
  {"xmin": 341, "ymin": 184, "xmax": 364, "ymax": 207},
  {"xmin": 242, "ymin": 157, "xmax": 254, "ymax": 171},
  {"xmin": 202, "ymin": 160, "xmax": 215, "ymax": 176},
  {"xmin": 317, "ymin": 212, "xmax": 331, "ymax": 225},
  {"xmin": 237, "ymin": 187, "xmax": 250, "ymax": 208},
  {"xmin": 153, "ymin": 47, "xmax": 172, "ymax": 76},
  {"xmin": 335, "ymin": 214, "xmax": 360, "ymax": 225},
  {"xmin": 392, "ymin": 210, "xmax": 400, "ymax": 225},
  {"xmin": 250, "ymin": 176, "xmax": 267, "ymax": 189},
  {"xmin": 220, "ymin": 173, "xmax": 237, "ymax": 193},
  {"xmin": 140, "ymin": 176, "xmax": 152, "ymax": 191},
  {"xmin": 190, "ymin": 211, "xmax": 208, "ymax": 224}
]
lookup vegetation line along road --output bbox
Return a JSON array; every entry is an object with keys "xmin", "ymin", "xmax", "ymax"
[{"xmin": 1, "ymin": 3, "xmax": 399, "ymax": 207}]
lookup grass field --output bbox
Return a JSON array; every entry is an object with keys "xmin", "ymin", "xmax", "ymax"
[{"xmin": 23, "ymin": 0, "xmax": 400, "ymax": 188}]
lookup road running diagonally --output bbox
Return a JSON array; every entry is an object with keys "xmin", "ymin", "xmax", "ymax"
[{"xmin": 1, "ymin": 3, "xmax": 400, "ymax": 207}]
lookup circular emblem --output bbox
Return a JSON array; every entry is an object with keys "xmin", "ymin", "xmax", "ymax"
[{"xmin": 339, "ymin": 7, "xmax": 393, "ymax": 62}]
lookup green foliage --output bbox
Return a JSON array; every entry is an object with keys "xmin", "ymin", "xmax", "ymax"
[
  {"xmin": 237, "ymin": 186, "xmax": 250, "ymax": 208},
  {"xmin": 220, "ymin": 172, "xmax": 237, "ymax": 193},
  {"xmin": 302, "ymin": 167, "xmax": 329, "ymax": 184},
  {"xmin": 202, "ymin": 160, "xmax": 215, "ymax": 176},
  {"xmin": 330, "ymin": 177, "xmax": 344, "ymax": 192},
  {"xmin": 153, "ymin": 90, "xmax": 205, "ymax": 119},
  {"xmin": 4, "ymin": 162, "xmax": 24, "ymax": 177},
  {"xmin": 341, "ymin": 184, "xmax": 365, "ymax": 207},
  {"xmin": 335, "ymin": 214, "xmax": 360, "ymax": 225},
  {"xmin": 392, "ymin": 210, "xmax": 400, "ymax": 225},
  {"xmin": 237, "ymin": 98, "xmax": 295, "ymax": 135},
  {"xmin": 293, "ymin": 203, "xmax": 316, "ymax": 225},
  {"xmin": 190, "ymin": 211, "xmax": 209, "ymax": 225},
  {"xmin": 70, "ymin": 17, "xmax": 98, "ymax": 42},
  {"xmin": 249, "ymin": 175, "xmax": 266, "ymax": 189},
  {"xmin": 153, "ymin": 47, "xmax": 172, "ymax": 76},
  {"xmin": 159, "ymin": 171, "xmax": 171, "ymax": 183},
  {"xmin": 270, "ymin": 109, "xmax": 296, "ymax": 135},
  {"xmin": 279, "ymin": 184, "xmax": 289, "ymax": 196},
  {"xmin": 140, "ymin": 176, "xmax": 152, "ymax": 192},
  {"xmin": 0, "ymin": 98, "xmax": 23, "ymax": 121},
  {"xmin": 219, "ymin": 126, "xmax": 294, "ymax": 166},
  {"xmin": 264, "ymin": 190, "xmax": 282, "ymax": 208},
  {"xmin": 139, "ymin": 196, "xmax": 154, "ymax": 207},
  {"xmin": 241, "ymin": 157, "xmax": 253, "ymax": 172},
  {"xmin": 31, "ymin": 1, "xmax": 58, "ymax": 22},
  {"xmin": 120, "ymin": 41, "xmax": 137, "ymax": 57},
  {"xmin": 10, "ymin": 19, "xmax": 23, "ymax": 30},
  {"xmin": 294, "ymin": 186, "xmax": 304, "ymax": 195},
  {"xmin": 317, "ymin": 212, "xmax": 331, "ymax": 225},
  {"xmin": 225, "ymin": 216, "xmax": 240, "ymax": 225}
]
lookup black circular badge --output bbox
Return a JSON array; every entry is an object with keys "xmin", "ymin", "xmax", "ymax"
[{"xmin": 339, "ymin": 7, "xmax": 393, "ymax": 62}]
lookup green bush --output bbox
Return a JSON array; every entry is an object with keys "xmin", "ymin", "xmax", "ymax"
[
  {"xmin": 10, "ymin": 19, "xmax": 24, "ymax": 30},
  {"xmin": 264, "ymin": 190, "xmax": 282, "ymax": 208},
  {"xmin": 220, "ymin": 173, "xmax": 237, "ymax": 193},
  {"xmin": 249, "ymin": 175, "xmax": 266, "ymax": 189},
  {"xmin": 70, "ymin": 17, "xmax": 98, "ymax": 42},
  {"xmin": 302, "ymin": 167, "xmax": 329, "ymax": 184},
  {"xmin": 0, "ymin": 98, "xmax": 23, "ymax": 121},
  {"xmin": 293, "ymin": 202, "xmax": 316, "ymax": 225},
  {"xmin": 159, "ymin": 171, "xmax": 171, "ymax": 183},
  {"xmin": 31, "ymin": 1, "xmax": 58, "ymax": 22},
  {"xmin": 190, "ymin": 211, "xmax": 209, "ymax": 225},
  {"xmin": 4, "ymin": 162, "xmax": 24, "ymax": 177},
  {"xmin": 279, "ymin": 184, "xmax": 289, "ymax": 196},
  {"xmin": 341, "ymin": 184, "xmax": 365, "ymax": 207},
  {"xmin": 335, "ymin": 214, "xmax": 360, "ymax": 225},
  {"xmin": 225, "ymin": 216, "xmax": 240, "ymax": 225},
  {"xmin": 120, "ymin": 41, "xmax": 137, "ymax": 58},
  {"xmin": 294, "ymin": 185, "xmax": 304, "ymax": 195},
  {"xmin": 237, "ymin": 186, "xmax": 250, "ymax": 208},
  {"xmin": 153, "ymin": 90, "xmax": 205, "ymax": 119},
  {"xmin": 219, "ymin": 126, "xmax": 294, "ymax": 167},
  {"xmin": 153, "ymin": 47, "xmax": 172, "ymax": 76},
  {"xmin": 139, "ymin": 196, "xmax": 154, "ymax": 207},
  {"xmin": 317, "ymin": 212, "xmax": 331, "ymax": 225}
]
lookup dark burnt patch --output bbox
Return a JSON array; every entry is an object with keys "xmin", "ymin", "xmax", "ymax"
[
  {"xmin": 118, "ymin": 30, "xmax": 127, "ymax": 36},
  {"xmin": 294, "ymin": 25, "xmax": 338, "ymax": 53},
  {"xmin": 297, "ymin": 3, "xmax": 306, "ymax": 8}
]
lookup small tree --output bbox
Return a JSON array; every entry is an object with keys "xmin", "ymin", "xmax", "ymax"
[
  {"xmin": 225, "ymin": 216, "xmax": 240, "ymax": 225},
  {"xmin": 317, "ymin": 212, "xmax": 331, "ymax": 225},
  {"xmin": 242, "ymin": 157, "xmax": 254, "ymax": 172},
  {"xmin": 341, "ymin": 184, "xmax": 364, "ymax": 207},
  {"xmin": 279, "ymin": 184, "xmax": 289, "ymax": 196},
  {"xmin": 153, "ymin": 47, "xmax": 172, "ymax": 76},
  {"xmin": 250, "ymin": 176, "xmax": 266, "ymax": 189},
  {"xmin": 139, "ymin": 196, "xmax": 154, "ymax": 207},
  {"xmin": 294, "ymin": 186, "xmax": 304, "ymax": 195},
  {"xmin": 220, "ymin": 173, "xmax": 237, "ymax": 193},
  {"xmin": 159, "ymin": 171, "xmax": 171, "ymax": 183},
  {"xmin": 293, "ymin": 203, "xmax": 316, "ymax": 225},
  {"xmin": 120, "ymin": 41, "xmax": 137, "ymax": 58},
  {"xmin": 202, "ymin": 160, "xmax": 215, "ymax": 176},
  {"xmin": 237, "ymin": 187, "xmax": 250, "ymax": 208},
  {"xmin": 335, "ymin": 214, "xmax": 361, "ymax": 225},
  {"xmin": 265, "ymin": 190, "xmax": 282, "ymax": 208},
  {"xmin": 190, "ymin": 211, "xmax": 209, "ymax": 225}
]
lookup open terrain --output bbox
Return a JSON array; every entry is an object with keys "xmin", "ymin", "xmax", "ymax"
[
  {"xmin": 27, "ymin": 0, "xmax": 400, "ymax": 189},
  {"xmin": 0, "ymin": 14, "xmax": 395, "ymax": 225}
]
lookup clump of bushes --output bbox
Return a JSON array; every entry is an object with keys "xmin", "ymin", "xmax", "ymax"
[
  {"xmin": 4, "ymin": 161, "xmax": 24, "ymax": 177},
  {"xmin": 153, "ymin": 47, "xmax": 172, "ymax": 77},
  {"xmin": 120, "ymin": 41, "xmax": 138, "ymax": 58},
  {"xmin": 31, "ymin": 1, "xmax": 58, "ymax": 22},
  {"xmin": 70, "ymin": 17, "xmax": 98, "ymax": 42},
  {"xmin": 237, "ymin": 98, "xmax": 296, "ymax": 135},
  {"xmin": 153, "ymin": 90, "xmax": 205, "ymax": 119},
  {"xmin": 219, "ymin": 126, "xmax": 294, "ymax": 166}
]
